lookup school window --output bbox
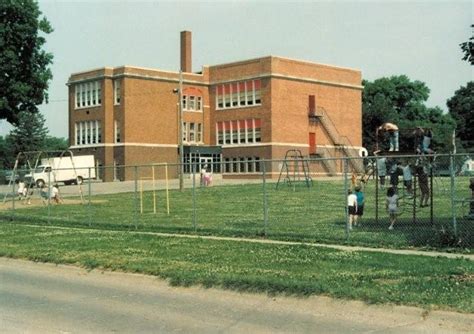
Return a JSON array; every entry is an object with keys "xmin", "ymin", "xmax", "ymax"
[
  {"xmin": 215, "ymin": 79, "xmax": 262, "ymax": 110},
  {"xmin": 75, "ymin": 81, "xmax": 102, "ymax": 109},
  {"xmin": 182, "ymin": 122, "xmax": 187, "ymax": 142},
  {"xmin": 114, "ymin": 80, "xmax": 121, "ymax": 105},
  {"xmin": 74, "ymin": 120, "xmax": 101, "ymax": 146},
  {"xmin": 255, "ymin": 157, "xmax": 261, "ymax": 172},
  {"xmin": 197, "ymin": 123, "xmax": 202, "ymax": 142},
  {"xmin": 216, "ymin": 118, "xmax": 262, "ymax": 146},
  {"xmin": 224, "ymin": 158, "xmax": 232, "ymax": 173},
  {"xmin": 189, "ymin": 123, "xmax": 195, "ymax": 142},
  {"xmin": 197, "ymin": 96, "xmax": 202, "ymax": 110},
  {"xmin": 182, "ymin": 95, "xmax": 202, "ymax": 112},
  {"xmin": 232, "ymin": 121, "xmax": 238, "ymax": 144},
  {"xmin": 75, "ymin": 124, "xmax": 80, "ymax": 145},
  {"xmin": 247, "ymin": 157, "xmax": 254, "ymax": 172},
  {"xmin": 225, "ymin": 121, "xmax": 231, "ymax": 144},
  {"xmin": 114, "ymin": 120, "xmax": 121, "ymax": 143}
]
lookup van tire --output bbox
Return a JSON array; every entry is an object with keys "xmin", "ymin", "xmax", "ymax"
[{"xmin": 36, "ymin": 179, "xmax": 45, "ymax": 188}]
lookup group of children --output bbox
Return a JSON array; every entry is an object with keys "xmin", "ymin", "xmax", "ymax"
[
  {"xmin": 348, "ymin": 157, "xmax": 431, "ymax": 231},
  {"xmin": 347, "ymin": 185, "xmax": 364, "ymax": 230},
  {"xmin": 16, "ymin": 180, "xmax": 62, "ymax": 204}
]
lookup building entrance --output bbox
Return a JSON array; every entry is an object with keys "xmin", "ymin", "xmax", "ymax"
[{"xmin": 183, "ymin": 145, "xmax": 222, "ymax": 174}]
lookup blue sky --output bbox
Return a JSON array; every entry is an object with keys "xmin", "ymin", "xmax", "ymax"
[{"xmin": 0, "ymin": 0, "xmax": 472, "ymax": 138}]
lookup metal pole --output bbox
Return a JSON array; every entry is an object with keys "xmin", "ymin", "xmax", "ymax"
[
  {"xmin": 344, "ymin": 158, "xmax": 349, "ymax": 239},
  {"xmin": 165, "ymin": 163, "xmax": 170, "ymax": 215},
  {"xmin": 450, "ymin": 154, "xmax": 457, "ymax": 236},
  {"xmin": 134, "ymin": 166, "xmax": 138, "ymax": 229},
  {"xmin": 178, "ymin": 70, "xmax": 184, "ymax": 191},
  {"xmin": 413, "ymin": 164, "xmax": 417, "ymax": 224},
  {"xmin": 430, "ymin": 158, "xmax": 434, "ymax": 226},
  {"xmin": 375, "ymin": 158, "xmax": 379, "ymax": 224},
  {"xmin": 262, "ymin": 160, "xmax": 268, "ymax": 237},
  {"xmin": 88, "ymin": 167, "xmax": 92, "ymax": 227},
  {"xmin": 152, "ymin": 165, "xmax": 156, "ymax": 214},
  {"xmin": 47, "ymin": 170, "xmax": 51, "ymax": 224},
  {"xmin": 192, "ymin": 162, "xmax": 196, "ymax": 232},
  {"xmin": 11, "ymin": 171, "xmax": 16, "ymax": 212}
]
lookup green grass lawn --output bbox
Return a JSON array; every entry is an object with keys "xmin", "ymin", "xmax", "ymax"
[
  {"xmin": 0, "ymin": 223, "xmax": 472, "ymax": 312},
  {"xmin": 2, "ymin": 176, "xmax": 472, "ymax": 250}
]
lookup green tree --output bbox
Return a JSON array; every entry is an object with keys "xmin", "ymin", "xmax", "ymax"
[
  {"xmin": 0, "ymin": 0, "xmax": 53, "ymax": 126},
  {"xmin": 8, "ymin": 111, "xmax": 48, "ymax": 158},
  {"xmin": 362, "ymin": 75, "xmax": 456, "ymax": 153},
  {"xmin": 460, "ymin": 24, "xmax": 474, "ymax": 65},
  {"xmin": 362, "ymin": 75, "xmax": 431, "ymax": 151},
  {"xmin": 447, "ymin": 82, "xmax": 474, "ymax": 152},
  {"xmin": 44, "ymin": 136, "xmax": 69, "ymax": 152}
]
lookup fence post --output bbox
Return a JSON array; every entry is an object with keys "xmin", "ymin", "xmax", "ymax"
[
  {"xmin": 192, "ymin": 162, "xmax": 196, "ymax": 232},
  {"xmin": 450, "ymin": 154, "xmax": 457, "ymax": 237},
  {"xmin": 134, "ymin": 165, "xmax": 138, "ymax": 230},
  {"xmin": 344, "ymin": 158, "xmax": 349, "ymax": 239},
  {"xmin": 11, "ymin": 171, "xmax": 16, "ymax": 213},
  {"xmin": 375, "ymin": 158, "xmax": 379, "ymax": 224},
  {"xmin": 47, "ymin": 170, "xmax": 51, "ymax": 224},
  {"xmin": 88, "ymin": 167, "xmax": 92, "ymax": 227},
  {"xmin": 262, "ymin": 160, "xmax": 268, "ymax": 237}
]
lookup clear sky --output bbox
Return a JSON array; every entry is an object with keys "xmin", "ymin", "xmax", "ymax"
[{"xmin": 0, "ymin": 0, "xmax": 472, "ymax": 138}]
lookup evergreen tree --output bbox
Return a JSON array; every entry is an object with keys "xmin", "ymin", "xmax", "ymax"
[{"xmin": 8, "ymin": 111, "xmax": 48, "ymax": 158}]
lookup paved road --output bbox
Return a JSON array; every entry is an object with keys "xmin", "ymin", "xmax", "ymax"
[{"xmin": 1, "ymin": 258, "xmax": 472, "ymax": 333}]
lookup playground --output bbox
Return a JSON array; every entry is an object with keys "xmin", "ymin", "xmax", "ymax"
[{"xmin": 1, "ymin": 155, "xmax": 472, "ymax": 250}]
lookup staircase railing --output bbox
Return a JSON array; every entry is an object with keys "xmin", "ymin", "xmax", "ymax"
[{"xmin": 314, "ymin": 107, "xmax": 365, "ymax": 174}]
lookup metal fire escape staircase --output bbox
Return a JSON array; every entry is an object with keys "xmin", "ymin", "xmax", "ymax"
[{"xmin": 310, "ymin": 107, "xmax": 365, "ymax": 174}]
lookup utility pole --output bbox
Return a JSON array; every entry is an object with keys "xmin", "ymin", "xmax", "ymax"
[{"xmin": 178, "ymin": 70, "xmax": 184, "ymax": 191}]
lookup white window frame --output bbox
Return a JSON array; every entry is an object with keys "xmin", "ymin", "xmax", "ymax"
[
  {"xmin": 75, "ymin": 81, "xmax": 102, "ymax": 109},
  {"xmin": 114, "ymin": 80, "xmax": 121, "ymax": 105}
]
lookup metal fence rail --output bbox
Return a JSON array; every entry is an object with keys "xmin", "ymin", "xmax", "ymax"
[{"xmin": 1, "ymin": 153, "xmax": 472, "ymax": 250}]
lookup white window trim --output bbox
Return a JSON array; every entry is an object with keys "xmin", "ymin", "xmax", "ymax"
[{"xmin": 75, "ymin": 81, "xmax": 102, "ymax": 110}]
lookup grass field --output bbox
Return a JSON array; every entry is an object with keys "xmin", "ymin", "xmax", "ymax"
[
  {"xmin": 0, "ymin": 223, "xmax": 472, "ymax": 312},
  {"xmin": 1, "ymin": 176, "xmax": 472, "ymax": 250}
]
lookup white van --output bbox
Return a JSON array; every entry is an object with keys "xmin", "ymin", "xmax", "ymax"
[{"xmin": 25, "ymin": 155, "xmax": 96, "ymax": 187}]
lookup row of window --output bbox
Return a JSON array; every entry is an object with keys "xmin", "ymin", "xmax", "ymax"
[
  {"xmin": 75, "ymin": 120, "xmax": 102, "ymax": 146},
  {"xmin": 182, "ymin": 95, "xmax": 202, "ymax": 111},
  {"xmin": 75, "ymin": 81, "xmax": 102, "ymax": 108},
  {"xmin": 76, "ymin": 79, "xmax": 263, "ymax": 111},
  {"xmin": 216, "ymin": 119, "xmax": 262, "ymax": 145},
  {"xmin": 215, "ymin": 79, "xmax": 261, "ymax": 110},
  {"xmin": 182, "ymin": 122, "xmax": 202, "ymax": 144},
  {"xmin": 224, "ymin": 157, "xmax": 261, "ymax": 173}
]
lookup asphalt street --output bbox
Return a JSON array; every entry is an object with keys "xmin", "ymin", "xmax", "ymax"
[{"xmin": 1, "ymin": 258, "xmax": 472, "ymax": 333}]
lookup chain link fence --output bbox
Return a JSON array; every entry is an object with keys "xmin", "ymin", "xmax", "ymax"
[{"xmin": 1, "ymin": 153, "xmax": 472, "ymax": 250}]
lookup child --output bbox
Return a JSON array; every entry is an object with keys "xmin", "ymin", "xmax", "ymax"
[
  {"xmin": 377, "ymin": 157, "xmax": 387, "ymax": 189},
  {"xmin": 402, "ymin": 162, "xmax": 413, "ymax": 197},
  {"xmin": 17, "ymin": 180, "xmax": 27, "ymax": 200},
  {"xmin": 51, "ymin": 184, "xmax": 62, "ymax": 204},
  {"xmin": 347, "ymin": 190, "xmax": 358, "ymax": 230},
  {"xmin": 386, "ymin": 187, "xmax": 399, "ymax": 230},
  {"xmin": 354, "ymin": 186, "xmax": 365, "ymax": 227}
]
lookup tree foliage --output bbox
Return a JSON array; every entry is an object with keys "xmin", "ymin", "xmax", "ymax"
[
  {"xmin": 447, "ymin": 82, "xmax": 474, "ymax": 152},
  {"xmin": 8, "ymin": 110, "xmax": 48, "ymax": 158},
  {"xmin": 460, "ymin": 24, "xmax": 474, "ymax": 65},
  {"xmin": 362, "ymin": 75, "xmax": 456, "ymax": 153},
  {"xmin": 0, "ymin": 0, "xmax": 53, "ymax": 126}
]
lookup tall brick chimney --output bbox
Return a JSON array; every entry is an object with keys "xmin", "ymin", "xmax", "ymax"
[{"xmin": 180, "ymin": 31, "xmax": 192, "ymax": 73}]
